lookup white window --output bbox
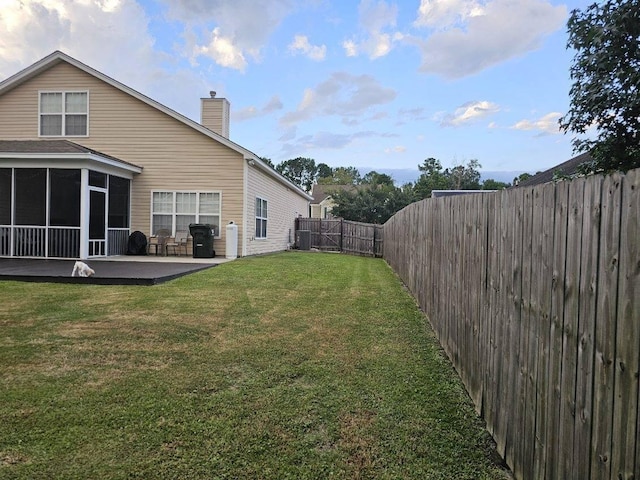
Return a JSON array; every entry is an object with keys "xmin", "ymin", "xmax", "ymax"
[
  {"xmin": 151, "ymin": 191, "xmax": 221, "ymax": 236},
  {"xmin": 255, "ymin": 197, "xmax": 268, "ymax": 239},
  {"xmin": 39, "ymin": 91, "xmax": 88, "ymax": 136}
]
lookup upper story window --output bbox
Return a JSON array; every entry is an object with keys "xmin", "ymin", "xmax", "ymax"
[{"xmin": 39, "ymin": 91, "xmax": 88, "ymax": 137}]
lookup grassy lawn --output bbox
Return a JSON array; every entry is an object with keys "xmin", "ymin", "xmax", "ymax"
[{"xmin": 0, "ymin": 252, "xmax": 508, "ymax": 479}]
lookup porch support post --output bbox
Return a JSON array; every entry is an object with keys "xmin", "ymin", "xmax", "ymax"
[{"xmin": 79, "ymin": 168, "xmax": 89, "ymax": 259}]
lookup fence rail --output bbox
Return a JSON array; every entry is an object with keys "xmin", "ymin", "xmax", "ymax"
[
  {"xmin": 295, "ymin": 218, "xmax": 383, "ymax": 257},
  {"xmin": 383, "ymin": 168, "xmax": 639, "ymax": 480}
]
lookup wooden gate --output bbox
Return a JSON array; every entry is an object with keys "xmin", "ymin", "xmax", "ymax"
[{"xmin": 295, "ymin": 218, "xmax": 383, "ymax": 257}]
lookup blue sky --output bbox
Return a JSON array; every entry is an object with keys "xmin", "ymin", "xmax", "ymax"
[{"xmin": 0, "ymin": 0, "xmax": 593, "ymax": 183}]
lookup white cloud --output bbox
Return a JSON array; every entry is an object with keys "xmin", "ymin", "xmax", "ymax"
[
  {"xmin": 234, "ymin": 95, "xmax": 283, "ymax": 121},
  {"xmin": 511, "ymin": 112, "xmax": 562, "ymax": 135},
  {"xmin": 164, "ymin": 0, "xmax": 294, "ymax": 70},
  {"xmin": 342, "ymin": 0, "xmax": 401, "ymax": 59},
  {"xmin": 412, "ymin": 0, "xmax": 567, "ymax": 78},
  {"xmin": 280, "ymin": 71, "xmax": 397, "ymax": 125},
  {"xmin": 288, "ymin": 35, "xmax": 326, "ymax": 61},
  {"xmin": 414, "ymin": 0, "xmax": 485, "ymax": 28},
  {"xmin": 437, "ymin": 100, "xmax": 500, "ymax": 127},
  {"xmin": 343, "ymin": 39, "xmax": 358, "ymax": 57},
  {"xmin": 194, "ymin": 28, "xmax": 248, "ymax": 71}
]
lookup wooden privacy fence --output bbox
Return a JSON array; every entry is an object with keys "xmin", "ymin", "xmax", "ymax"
[
  {"xmin": 384, "ymin": 169, "xmax": 639, "ymax": 480},
  {"xmin": 295, "ymin": 217, "xmax": 383, "ymax": 257}
]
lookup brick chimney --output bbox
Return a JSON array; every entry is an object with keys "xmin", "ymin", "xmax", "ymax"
[{"xmin": 200, "ymin": 91, "xmax": 230, "ymax": 138}]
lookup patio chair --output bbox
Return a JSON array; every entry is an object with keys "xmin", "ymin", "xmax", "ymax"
[
  {"xmin": 166, "ymin": 231, "xmax": 189, "ymax": 256},
  {"xmin": 147, "ymin": 229, "xmax": 171, "ymax": 256}
]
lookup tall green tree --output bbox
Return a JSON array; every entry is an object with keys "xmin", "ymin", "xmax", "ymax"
[
  {"xmin": 559, "ymin": 0, "xmax": 640, "ymax": 173},
  {"xmin": 275, "ymin": 157, "xmax": 317, "ymax": 191},
  {"xmin": 361, "ymin": 171, "xmax": 395, "ymax": 186},
  {"xmin": 318, "ymin": 166, "xmax": 361, "ymax": 185},
  {"xmin": 413, "ymin": 158, "xmax": 450, "ymax": 199},
  {"xmin": 331, "ymin": 184, "xmax": 411, "ymax": 224},
  {"xmin": 447, "ymin": 159, "xmax": 482, "ymax": 189},
  {"xmin": 316, "ymin": 163, "xmax": 333, "ymax": 181}
]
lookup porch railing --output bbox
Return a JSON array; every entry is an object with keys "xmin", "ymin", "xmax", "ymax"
[
  {"xmin": 108, "ymin": 228, "xmax": 130, "ymax": 256},
  {"xmin": 13, "ymin": 226, "xmax": 46, "ymax": 257},
  {"xmin": 0, "ymin": 226, "xmax": 10, "ymax": 256},
  {"xmin": 0, "ymin": 226, "xmax": 130, "ymax": 258},
  {"xmin": 49, "ymin": 227, "xmax": 80, "ymax": 258}
]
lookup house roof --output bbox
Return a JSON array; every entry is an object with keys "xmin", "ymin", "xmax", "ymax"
[
  {"xmin": 310, "ymin": 184, "xmax": 358, "ymax": 204},
  {"xmin": 0, "ymin": 51, "xmax": 312, "ymax": 201},
  {"xmin": 0, "ymin": 139, "xmax": 143, "ymax": 173},
  {"xmin": 516, "ymin": 152, "xmax": 593, "ymax": 187}
]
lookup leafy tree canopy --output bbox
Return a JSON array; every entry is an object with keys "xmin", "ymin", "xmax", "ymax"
[
  {"xmin": 482, "ymin": 179, "xmax": 511, "ymax": 190},
  {"xmin": 316, "ymin": 163, "xmax": 333, "ymax": 180},
  {"xmin": 317, "ymin": 166, "xmax": 361, "ymax": 185},
  {"xmin": 330, "ymin": 183, "xmax": 414, "ymax": 224},
  {"xmin": 413, "ymin": 158, "xmax": 482, "ymax": 199},
  {"xmin": 361, "ymin": 171, "xmax": 395, "ymax": 186},
  {"xmin": 559, "ymin": 0, "xmax": 640, "ymax": 173},
  {"xmin": 275, "ymin": 157, "xmax": 317, "ymax": 191},
  {"xmin": 448, "ymin": 159, "xmax": 482, "ymax": 190}
]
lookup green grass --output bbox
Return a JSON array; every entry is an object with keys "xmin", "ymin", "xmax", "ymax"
[{"xmin": 0, "ymin": 252, "xmax": 508, "ymax": 479}]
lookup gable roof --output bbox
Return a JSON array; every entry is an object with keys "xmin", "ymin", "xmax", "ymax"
[
  {"xmin": 0, "ymin": 51, "xmax": 312, "ymax": 200},
  {"xmin": 516, "ymin": 152, "xmax": 593, "ymax": 187},
  {"xmin": 0, "ymin": 139, "xmax": 142, "ymax": 173}
]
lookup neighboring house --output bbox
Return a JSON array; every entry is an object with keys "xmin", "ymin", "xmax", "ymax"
[
  {"xmin": 0, "ymin": 51, "xmax": 311, "ymax": 260},
  {"xmin": 515, "ymin": 152, "xmax": 593, "ymax": 187},
  {"xmin": 309, "ymin": 184, "xmax": 356, "ymax": 218}
]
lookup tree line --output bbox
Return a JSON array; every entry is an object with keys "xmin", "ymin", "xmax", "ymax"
[{"xmin": 262, "ymin": 156, "xmax": 524, "ymax": 224}]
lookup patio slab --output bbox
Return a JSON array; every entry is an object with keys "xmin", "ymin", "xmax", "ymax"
[{"xmin": 0, "ymin": 257, "xmax": 225, "ymax": 285}]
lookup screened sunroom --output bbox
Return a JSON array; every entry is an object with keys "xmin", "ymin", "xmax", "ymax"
[{"xmin": 0, "ymin": 141, "xmax": 142, "ymax": 259}]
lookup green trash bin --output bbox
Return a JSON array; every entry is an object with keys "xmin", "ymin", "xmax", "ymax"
[{"xmin": 189, "ymin": 224, "xmax": 215, "ymax": 258}]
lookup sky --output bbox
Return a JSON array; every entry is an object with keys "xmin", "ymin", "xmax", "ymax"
[{"xmin": 0, "ymin": 0, "xmax": 594, "ymax": 183}]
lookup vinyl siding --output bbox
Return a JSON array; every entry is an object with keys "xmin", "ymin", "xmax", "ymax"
[
  {"xmin": 246, "ymin": 164, "xmax": 309, "ymax": 256},
  {"xmin": 0, "ymin": 62, "xmax": 244, "ymax": 257},
  {"xmin": 310, "ymin": 204, "xmax": 322, "ymax": 218}
]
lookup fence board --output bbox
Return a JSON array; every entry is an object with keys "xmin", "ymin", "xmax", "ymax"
[
  {"xmin": 590, "ymin": 173, "xmax": 623, "ymax": 480},
  {"xmin": 612, "ymin": 168, "xmax": 640, "ymax": 479},
  {"xmin": 573, "ymin": 175, "xmax": 602, "ymax": 480},
  {"xmin": 533, "ymin": 182, "xmax": 556, "ymax": 479},
  {"xmin": 505, "ymin": 187, "xmax": 524, "ymax": 472},
  {"xmin": 559, "ymin": 178, "xmax": 586, "ymax": 479},
  {"xmin": 522, "ymin": 186, "xmax": 540, "ymax": 476}
]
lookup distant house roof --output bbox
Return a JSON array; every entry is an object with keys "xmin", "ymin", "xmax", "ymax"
[
  {"xmin": 0, "ymin": 139, "xmax": 143, "ymax": 173},
  {"xmin": 516, "ymin": 152, "xmax": 593, "ymax": 187},
  {"xmin": 431, "ymin": 190, "xmax": 496, "ymax": 198},
  {"xmin": 310, "ymin": 184, "xmax": 358, "ymax": 204}
]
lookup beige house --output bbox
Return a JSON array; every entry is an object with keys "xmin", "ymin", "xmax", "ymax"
[{"xmin": 0, "ymin": 51, "xmax": 311, "ymax": 260}]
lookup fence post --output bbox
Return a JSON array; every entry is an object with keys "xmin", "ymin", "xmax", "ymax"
[{"xmin": 340, "ymin": 218, "xmax": 344, "ymax": 252}]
